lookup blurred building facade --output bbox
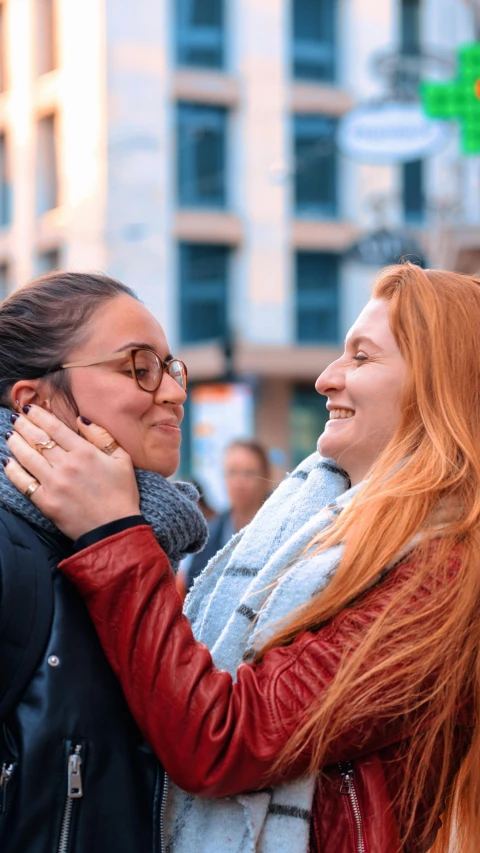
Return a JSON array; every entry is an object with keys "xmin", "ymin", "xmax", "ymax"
[{"xmin": 0, "ymin": 0, "xmax": 478, "ymax": 476}]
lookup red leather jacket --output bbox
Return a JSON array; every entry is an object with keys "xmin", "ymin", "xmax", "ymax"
[{"xmin": 60, "ymin": 526, "xmax": 472, "ymax": 853}]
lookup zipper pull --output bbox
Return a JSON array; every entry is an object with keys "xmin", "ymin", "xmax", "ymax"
[
  {"xmin": 0, "ymin": 763, "xmax": 15, "ymax": 813},
  {"xmin": 67, "ymin": 745, "xmax": 83, "ymax": 799},
  {"xmin": 338, "ymin": 761, "xmax": 354, "ymax": 794}
]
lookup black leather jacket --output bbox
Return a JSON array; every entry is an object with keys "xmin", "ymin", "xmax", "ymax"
[{"xmin": 0, "ymin": 512, "xmax": 165, "ymax": 853}]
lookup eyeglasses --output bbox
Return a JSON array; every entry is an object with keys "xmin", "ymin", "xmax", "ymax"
[{"xmin": 48, "ymin": 348, "xmax": 188, "ymax": 393}]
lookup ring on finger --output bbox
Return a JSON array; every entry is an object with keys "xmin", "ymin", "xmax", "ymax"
[
  {"xmin": 102, "ymin": 440, "xmax": 119, "ymax": 455},
  {"xmin": 35, "ymin": 439, "xmax": 58, "ymax": 453},
  {"xmin": 24, "ymin": 480, "xmax": 41, "ymax": 499}
]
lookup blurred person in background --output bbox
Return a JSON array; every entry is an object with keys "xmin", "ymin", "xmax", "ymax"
[{"xmin": 186, "ymin": 439, "xmax": 271, "ymax": 591}]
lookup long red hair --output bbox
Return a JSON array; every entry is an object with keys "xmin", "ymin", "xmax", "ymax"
[{"xmin": 258, "ymin": 264, "xmax": 480, "ymax": 851}]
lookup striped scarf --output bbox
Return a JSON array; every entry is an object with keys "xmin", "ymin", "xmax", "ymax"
[{"xmin": 165, "ymin": 453, "xmax": 354, "ymax": 853}]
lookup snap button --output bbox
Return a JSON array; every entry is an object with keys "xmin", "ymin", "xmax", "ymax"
[{"xmin": 47, "ymin": 655, "xmax": 60, "ymax": 667}]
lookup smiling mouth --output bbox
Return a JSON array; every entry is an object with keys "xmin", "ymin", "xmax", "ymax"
[{"xmin": 329, "ymin": 408, "xmax": 354, "ymax": 420}]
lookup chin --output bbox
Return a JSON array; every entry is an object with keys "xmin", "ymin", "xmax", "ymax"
[{"xmin": 150, "ymin": 454, "xmax": 180, "ymax": 478}]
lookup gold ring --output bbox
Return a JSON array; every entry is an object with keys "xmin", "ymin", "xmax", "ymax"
[
  {"xmin": 35, "ymin": 439, "xmax": 57, "ymax": 452},
  {"xmin": 24, "ymin": 480, "xmax": 40, "ymax": 499},
  {"xmin": 102, "ymin": 440, "xmax": 120, "ymax": 456}
]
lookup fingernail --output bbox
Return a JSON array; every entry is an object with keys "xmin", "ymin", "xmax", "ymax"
[
  {"xmin": 79, "ymin": 416, "xmax": 91, "ymax": 425},
  {"xmin": 1, "ymin": 457, "xmax": 9, "ymax": 467},
  {"xmin": 22, "ymin": 405, "xmax": 31, "ymax": 414},
  {"xmin": 5, "ymin": 430, "xmax": 13, "ymax": 440},
  {"xmin": 10, "ymin": 413, "xmax": 18, "ymax": 424}
]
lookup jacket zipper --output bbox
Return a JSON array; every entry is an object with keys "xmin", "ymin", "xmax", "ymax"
[
  {"xmin": 159, "ymin": 772, "xmax": 169, "ymax": 853},
  {"xmin": 57, "ymin": 744, "xmax": 83, "ymax": 853},
  {"xmin": 338, "ymin": 761, "xmax": 366, "ymax": 853},
  {"xmin": 0, "ymin": 762, "xmax": 15, "ymax": 813}
]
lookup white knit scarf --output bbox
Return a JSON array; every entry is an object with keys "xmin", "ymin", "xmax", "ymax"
[{"xmin": 165, "ymin": 453, "xmax": 357, "ymax": 853}]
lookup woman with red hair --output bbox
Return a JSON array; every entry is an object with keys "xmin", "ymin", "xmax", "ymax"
[{"xmin": 5, "ymin": 263, "xmax": 480, "ymax": 853}]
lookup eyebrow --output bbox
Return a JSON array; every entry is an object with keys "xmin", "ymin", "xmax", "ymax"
[
  {"xmin": 345, "ymin": 334, "xmax": 383, "ymax": 351},
  {"xmin": 114, "ymin": 342, "xmax": 174, "ymax": 361}
]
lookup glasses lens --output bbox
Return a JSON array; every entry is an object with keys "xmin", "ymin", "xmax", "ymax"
[
  {"xmin": 167, "ymin": 359, "xmax": 187, "ymax": 390},
  {"xmin": 133, "ymin": 349, "xmax": 162, "ymax": 391}
]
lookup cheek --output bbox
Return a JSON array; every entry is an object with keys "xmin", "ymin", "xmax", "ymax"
[{"xmin": 70, "ymin": 374, "xmax": 151, "ymax": 430}]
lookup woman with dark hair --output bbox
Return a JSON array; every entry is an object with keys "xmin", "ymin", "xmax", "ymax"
[
  {"xmin": 4, "ymin": 264, "xmax": 480, "ymax": 853},
  {"xmin": 0, "ymin": 272, "xmax": 207, "ymax": 853}
]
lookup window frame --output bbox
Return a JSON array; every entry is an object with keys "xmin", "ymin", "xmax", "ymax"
[
  {"xmin": 177, "ymin": 103, "xmax": 228, "ymax": 209},
  {"xmin": 178, "ymin": 242, "xmax": 230, "ymax": 344},
  {"xmin": 293, "ymin": 114, "xmax": 338, "ymax": 219},
  {"xmin": 176, "ymin": 0, "xmax": 225, "ymax": 70},
  {"xmin": 292, "ymin": 0, "xmax": 336, "ymax": 83},
  {"xmin": 295, "ymin": 251, "xmax": 340, "ymax": 345}
]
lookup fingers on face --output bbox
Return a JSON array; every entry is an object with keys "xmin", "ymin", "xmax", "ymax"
[
  {"xmin": 76, "ymin": 417, "xmax": 124, "ymax": 457},
  {"xmin": 19, "ymin": 405, "xmax": 82, "ymax": 452},
  {"xmin": 2, "ymin": 456, "xmax": 43, "ymax": 504},
  {"xmin": 11, "ymin": 412, "xmax": 65, "ymax": 465}
]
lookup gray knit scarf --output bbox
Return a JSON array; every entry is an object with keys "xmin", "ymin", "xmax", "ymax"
[
  {"xmin": 166, "ymin": 452, "xmax": 420, "ymax": 853},
  {"xmin": 0, "ymin": 406, "xmax": 208, "ymax": 568}
]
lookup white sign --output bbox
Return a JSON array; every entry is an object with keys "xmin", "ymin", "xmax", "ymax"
[
  {"xmin": 191, "ymin": 383, "xmax": 255, "ymax": 510},
  {"xmin": 337, "ymin": 102, "xmax": 451, "ymax": 163}
]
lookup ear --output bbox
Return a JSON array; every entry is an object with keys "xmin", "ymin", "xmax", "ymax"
[{"xmin": 10, "ymin": 380, "xmax": 52, "ymax": 412}]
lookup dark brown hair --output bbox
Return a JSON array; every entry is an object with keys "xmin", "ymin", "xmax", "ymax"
[
  {"xmin": 224, "ymin": 439, "xmax": 270, "ymax": 477},
  {"xmin": 0, "ymin": 271, "xmax": 139, "ymax": 410}
]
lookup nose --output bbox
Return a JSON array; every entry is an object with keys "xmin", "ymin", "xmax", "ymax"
[
  {"xmin": 153, "ymin": 371, "xmax": 187, "ymax": 406},
  {"xmin": 315, "ymin": 356, "xmax": 346, "ymax": 397}
]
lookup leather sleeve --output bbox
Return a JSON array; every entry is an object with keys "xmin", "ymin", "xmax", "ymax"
[{"xmin": 59, "ymin": 526, "xmax": 460, "ymax": 798}]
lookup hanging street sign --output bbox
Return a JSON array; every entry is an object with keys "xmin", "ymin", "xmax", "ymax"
[
  {"xmin": 337, "ymin": 102, "xmax": 451, "ymax": 164},
  {"xmin": 345, "ymin": 228, "xmax": 426, "ymax": 268},
  {"xmin": 421, "ymin": 43, "xmax": 480, "ymax": 154}
]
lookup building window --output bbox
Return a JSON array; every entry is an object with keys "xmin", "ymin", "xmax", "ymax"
[
  {"xmin": 292, "ymin": 0, "xmax": 336, "ymax": 83},
  {"xmin": 177, "ymin": 104, "xmax": 227, "ymax": 208},
  {"xmin": 402, "ymin": 159, "xmax": 424, "ymax": 223},
  {"xmin": 0, "ymin": 261, "xmax": 9, "ymax": 300},
  {"xmin": 36, "ymin": 247, "xmax": 61, "ymax": 274},
  {"xmin": 401, "ymin": 0, "xmax": 420, "ymax": 55},
  {"xmin": 36, "ymin": 114, "xmax": 58, "ymax": 216},
  {"xmin": 296, "ymin": 252, "xmax": 339, "ymax": 344},
  {"xmin": 0, "ymin": 133, "xmax": 11, "ymax": 227},
  {"xmin": 290, "ymin": 385, "xmax": 328, "ymax": 469},
  {"xmin": 176, "ymin": 0, "xmax": 224, "ymax": 69},
  {"xmin": 36, "ymin": 0, "xmax": 56, "ymax": 76},
  {"xmin": 294, "ymin": 115, "xmax": 337, "ymax": 218},
  {"xmin": 179, "ymin": 243, "xmax": 229, "ymax": 343}
]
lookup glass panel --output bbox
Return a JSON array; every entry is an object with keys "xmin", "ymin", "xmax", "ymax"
[
  {"xmin": 178, "ymin": 105, "xmax": 227, "ymax": 208},
  {"xmin": 176, "ymin": 0, "xmax": 224, "ymax": 69},
  {"xmin": 36, "ymin": 115, "xmax": 58, "ymax": 216},
  {"xmin": 296, "ymin": 252, "xmax": 339, "ymax": 344},
  {"xmin": 294, "ymin": 116, "xmax": 337, "ymax": 217},
  {"xmin": 292, "ymin": 0, "xmax": 336, "ymax": 82},
  {"xmin": 402, "ymin": 159, "xmax": 424, "ymax": 223},
  {"xmin": 0, "ymin": 262, "xmax": 9, "ymax": 300},
  {"xmin": 290, "ymin": 385, "xmax": 329, "ymax": 468},
  {"xmin": 401, "ymin": 0, "xmax": 420, "ymax": 55},
  {"xmin": 35, "ymin": 248, "xmax": 61, "ymax": 274},
  {"xmin": 0, "ymin": 133, "xmax": 11, "ymax": 227},
  {"xmin": 179, "ymin": 244, "xmax": 229, "ymax": 343}
]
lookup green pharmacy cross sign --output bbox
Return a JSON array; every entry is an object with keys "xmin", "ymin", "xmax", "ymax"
[{"xmin": 421, "ymin": 43, "xmax": 480, "ymax": 154}]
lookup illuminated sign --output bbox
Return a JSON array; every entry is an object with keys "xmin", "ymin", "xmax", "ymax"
[{"xmin": 421, "ymin": 43, "xmax": 480, "ymax": 154}]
